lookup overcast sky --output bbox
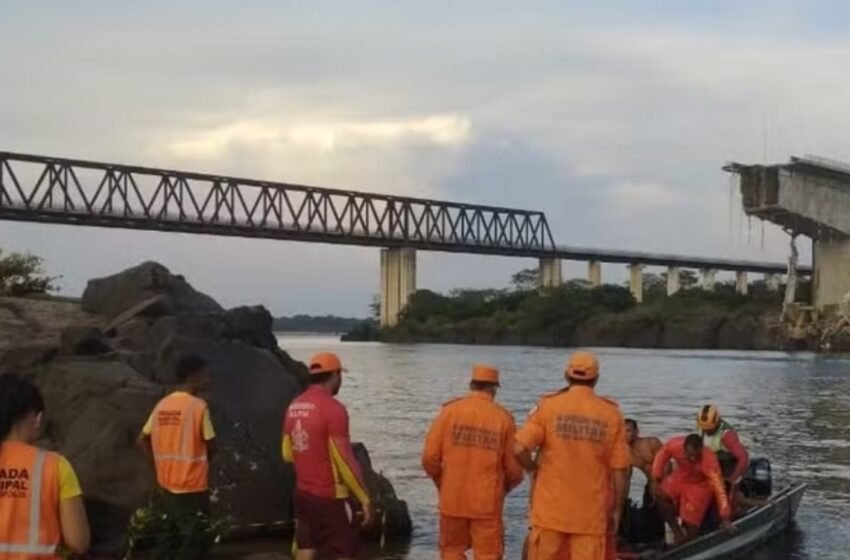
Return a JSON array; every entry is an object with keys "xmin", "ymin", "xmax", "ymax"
[{"xmin": 1, "ymin": 1, "xmax": 847, "ymax": 316}]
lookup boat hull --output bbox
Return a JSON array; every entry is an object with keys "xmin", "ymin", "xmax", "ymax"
[{"xmin": 657, "ymin": 483, "xmax": 806, "ymax": 560}]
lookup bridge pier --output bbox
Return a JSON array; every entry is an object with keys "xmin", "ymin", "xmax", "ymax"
[
  {"xmin": 813, "ymin": 238, "xmax": 850, "ymax": 309},
  {"xmin": 666, "ymin": 266, "xmax": 681, "ymax": 296},
  {"xmin": 764, "ymin": 272, "xmax": 781, "ymax": 292},
  {"xmin": 735, "ymin": 271, "xmax": 749, "ymax": 295},
  {"xmin": 628, "ymin": 264, "xmax": 643, "ymax": 303},
  {"xmin": 538, "ymin": 258, "xmax": 563, "ymax": 289},
  {"xmin": 700, "ymin": 268, "xmax": 717, "ymax": 291},
  {"xmin": 588, "ymin": 261, "xmax": 602, "ymax": 287},
  {"xmin": 380, "ymin": 248, "xmax": 417, "ymax": 328}
]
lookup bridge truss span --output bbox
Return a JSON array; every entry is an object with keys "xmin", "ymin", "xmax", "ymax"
[{"xmin": 0, "ymin": 151, "xmax": 556, "ymax": 256}]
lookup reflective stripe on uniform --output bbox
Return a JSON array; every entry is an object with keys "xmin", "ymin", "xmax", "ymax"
[
  {"xmin": 0, "ymin": 449, "xmax": 57, "ymax": 556},
  {"xmin": 153, "ymin": 398, "xmax": 208, "ymax": 464}
]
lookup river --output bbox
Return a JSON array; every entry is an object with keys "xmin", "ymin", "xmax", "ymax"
[{"xmin": 262, "ymin": 336, "xmax": 850, "ymax": 559}]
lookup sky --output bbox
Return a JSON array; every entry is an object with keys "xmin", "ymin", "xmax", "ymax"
[{"xmin": 1, "ymin": 1, "xmax": 848, "ymax": 316}]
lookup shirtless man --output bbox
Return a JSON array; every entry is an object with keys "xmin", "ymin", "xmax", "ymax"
[{"xmin": 625, "ymin": 419, "xmax": 663, "ymax": 500}]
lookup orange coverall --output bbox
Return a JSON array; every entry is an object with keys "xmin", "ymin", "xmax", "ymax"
[{"xmin": 422, "ymin": 391, "xmax": 525, "ymax": 560}]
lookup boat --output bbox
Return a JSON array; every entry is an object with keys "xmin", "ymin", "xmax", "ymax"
[{"xmin": 617, "ymin": 482, "xmax": 807, "ymax": 560}]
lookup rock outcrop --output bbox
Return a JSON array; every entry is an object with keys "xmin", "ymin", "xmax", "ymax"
[{"xmin": 0, "ymin": 263, "xmax": 411, "ymax": 555}]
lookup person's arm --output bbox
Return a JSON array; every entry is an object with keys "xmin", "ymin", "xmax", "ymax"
[
  {"xmin": 502, "ymin": 416, "xmax": 525, "ymax": 492},
  {"xmin": 327, "ymin": 406, "xmax": 371, "ymax": 523},
  {"xmin": 705, "ymin": 453, "xmax": 732, "ymax": 520},
  {"xmin": 57, "ymin": 457, "xmax": 90, "ymax": 555},
  {"xmin": 282, "ymin": 434, "xmax": 294, "ymax": 463},
  {"xmin": 136, "ymin": 413, "xmax": 155, "ymax": 467},
  {"xmin": 513, "ymin": 402, "xmax": 546, "ymax": 472},
  {"xmin": 609, "ymin": 414, "xmax": 631, "ymax": 535},
  {"xmin": 722, "ymin": 431, "xmax": 749, "ymax": 483},
  {"xmin": 201, "ymin": 407, "xmax": 217, "ymax": 461},
  {"xmin": 651, "ymin": 440, "xmax": 672, "ymax": 486},
  {"xmin": 421, "ymin": 409, "xmax": 446, "ymax": 488}
]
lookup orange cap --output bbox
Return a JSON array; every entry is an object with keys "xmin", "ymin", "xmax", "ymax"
[
  {"xmin": 566, "ymin": 351, "xmax": 599, "ymax": 381},
  {"xmin": 471, "ymin": 364, "xmax": 500, "ymax": 385},
  {"xmin": 308, "ymin": 352, "xmax": 344, "ymax": 375}
]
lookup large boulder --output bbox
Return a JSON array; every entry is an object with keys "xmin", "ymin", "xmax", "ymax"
[
  {"xmin": 4, "ymin": 262, "xmax": 409, "ymax": 555},
  {"xmin": 82, "ymin": 261, "xmax": 222, "ymax": 319}
]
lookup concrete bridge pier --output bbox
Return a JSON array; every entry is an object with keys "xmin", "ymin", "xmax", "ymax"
[
  {"xmin": 629, "ymin": 264, "xmax": 643, "ymax": 303},
  {"xmin": 588, "ymin": 260, "xmax": 602, "ymax": 287},
  {"xmin": 735, "ymin": 271, "xmax": 749, "ymax": 295},
  {"xmin": 813, "ymin": 239, "xmax": 850, "ymax": 309},
  {"xmin": 666, "ymin": 266, "xmax": 681, "ymax": 296},
  {"xmin": 538, "ymin": 257, "xmax": 563, "ymax": 289},
  {"xmin": 700, "ymin": 268, "xmax": 717, "ymax": 291},
  {"xmin": 380, "ymin": 248, "xmax": 417, "ymax": 328},
  {"xmin": 764, "ymin": 273, "xmax": 782, "ymax": 292}
]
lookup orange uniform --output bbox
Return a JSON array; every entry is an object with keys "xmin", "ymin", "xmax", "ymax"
[
  {"xmin": 516, "ymin": 385, "xmax": 629, "ymax": 560},
  {"xmin": 422, "ymin": 366, "xmax": 524, "ymax": 560},
  {"xmin": 652, "ymin": 437, "xmax": 730, "ymax": 528},
  {"xmin": 0, "ymin": 442, "xmax": 82, "ymax": 559},
  {"xmin": 143, "ymin": 391, "xmax": 215, "ymax": 494}
]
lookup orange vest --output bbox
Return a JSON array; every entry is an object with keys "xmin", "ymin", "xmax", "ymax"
[
  {"xmin": 0, "ymin": 442, "xmax": 61, "ymax": 559},
  {"xmin": 150, "ymin": 392, "xmax": 209, "ymax": 493}
]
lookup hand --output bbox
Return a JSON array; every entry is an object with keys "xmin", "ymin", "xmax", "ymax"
[
  {"xmin": 609, "ymin": 508, "xmax": 623, "ymax": 536},
  {"xmin": 721, "ymin": 518, "xmax": 736, "ymax": 534},
  {"xmin": 359, "ymin": 503, "xmax": 373, "ymax": 528}
]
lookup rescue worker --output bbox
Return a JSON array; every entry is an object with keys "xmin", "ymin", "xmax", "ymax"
[
  {"xmin": 282, "ymin": 352, "xmax": 371, "ymax": 560},
  {"xmin": 514, "ymin": 351, "xmax": 630, "ymax": 560},
  {"xmin": 651, "ymin": 434, "xmax": 732, "ymax": 544},
  {"xmin": 697, "ymin": 405, "xmax": 749, "ymax": 486},
  {"xmin": 138, "ymin": 355, "xmax": 217, "ymax": 560},
  {"xmin": 0, "ymin": 374, "xmax": 90, "ymax": 558},
  {"xmin": 421, "ymin": 364, "xmax": 524, "ymax": 560}
]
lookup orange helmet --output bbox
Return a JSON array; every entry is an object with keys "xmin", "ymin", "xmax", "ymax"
[
  {"xmin": 308, "ymin": 352, "xmax": 344, "ymax": 375},
  {"xmin": 697, "ymin": 405, "xmax": 721, "ymax": 432},
  {"xmin": 566, "ymin": 351, "xmax": 599, "ymax": 381},
  {"xmin": 471, "ymin": 364, "xmax": 500, "ymax": 385}
]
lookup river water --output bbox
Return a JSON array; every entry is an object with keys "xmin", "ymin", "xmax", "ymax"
[{"xmin": 268, "ymin": 336, "xmax": 850, "ymax": 559}]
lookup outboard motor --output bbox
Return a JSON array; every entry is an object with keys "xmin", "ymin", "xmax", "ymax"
[{"xmin": 740, "ymin": 457, "xmax": 772, "ymax": 498}]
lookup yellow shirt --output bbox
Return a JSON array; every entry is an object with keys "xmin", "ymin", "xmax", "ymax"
[
  {"xmin": 58, "ymin": 456, "xmax": 82, "ymax": 501},
  {"xmin": 141, "ymin": 392, "xmax": 216, "ymax": 441}
]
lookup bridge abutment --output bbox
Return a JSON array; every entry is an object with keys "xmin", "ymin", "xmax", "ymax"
[
  {"xmin": 380, "ymin": 248, "xmax": 417, "ymax": 328},
  {"xmin": 538, "ymin": 258, "xmax": 563, "ymax": 289}
]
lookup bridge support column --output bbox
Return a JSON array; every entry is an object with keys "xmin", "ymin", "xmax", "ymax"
[
  {"xmin": 629, "ymin": 264, "xmax": 643, "ymax": 303},
  {"xmin": 700, "ymin": 269, "xmax": 717, "ymax": 291},
  {"xmin": 666, "ymin": 266, "xmax": 681, "ymax": 296},
  {"xmin": 764, "ymin": 273, "xmax": 781, "ymax": 292},
  {"xmin": 588, "ymin": 261, "xmax": 602, "ymax": 287},
  {"xmin": 735, "ymin": 271, "xmax": 749, "ymax": 295},
  {"xmin": 380, "ymin": 248, "xmax": 417, "ymax": 328},
  {"xmin": 813, "ymin": 239, "xmax": 850, "ymax": 309},
  {"xmin": 538, "ymin": 258, "xmax": 563, "ymax": 289}
]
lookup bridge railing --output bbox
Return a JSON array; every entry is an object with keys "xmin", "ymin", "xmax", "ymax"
[{"xmin": 0, "ymin": 152, "xmax": 556, "ymax": 255}]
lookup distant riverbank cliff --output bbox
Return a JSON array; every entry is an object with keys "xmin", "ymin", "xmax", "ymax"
[{"xmin": 344, "ymin": 273, "xmax": 816, "ymax": 351}]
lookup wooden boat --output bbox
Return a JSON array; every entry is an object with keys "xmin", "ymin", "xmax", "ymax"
[{"xmin": 618, "ymin": 483, "xmax": 807, "ymax": 560}]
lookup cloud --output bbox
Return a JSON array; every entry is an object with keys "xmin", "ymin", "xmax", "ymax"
[
  {"xmin": 606, "ymin": 181, "xmax": 686, "ymax": 210},
  {"xmin": 165, "ymin": 114, "xmax": 471, "ymax": 158}
]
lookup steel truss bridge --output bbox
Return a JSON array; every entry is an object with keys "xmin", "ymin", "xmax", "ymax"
[{"xmin": 0, "ymin": 151, "xmax": 803, "ymax": 274}]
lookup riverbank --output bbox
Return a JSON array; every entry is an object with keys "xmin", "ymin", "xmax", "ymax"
[{"xmin": 346, "ymin": 283, "xmax": 791, "ymax": 350}]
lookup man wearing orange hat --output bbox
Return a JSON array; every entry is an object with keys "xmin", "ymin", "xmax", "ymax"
[
  {"xmin": 422, "ymin": 364, "xmax": 525, "ymax": 560},
  {"xmin": 514, "ymin": 351, "xmax": 630, "ymax": 560},
  {"xmin": 282, "ymin": 352, "xmax": 371, "ymax": 560}
]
